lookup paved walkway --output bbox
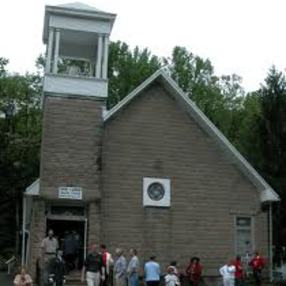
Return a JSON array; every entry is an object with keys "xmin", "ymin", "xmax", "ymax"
[{"xmin": 0, "ymin": 272, "xmax": 12, "ymax": 285}]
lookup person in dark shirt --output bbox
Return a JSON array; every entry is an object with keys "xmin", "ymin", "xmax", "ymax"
[
  {"xmin": 82, "ymin": 244, "xmax": 105, "ymax": 286},
  {"xmin": 63, "ymin": 231, "xmax": 77, "ymax": 272},
  {"xmin": 49, "ymin": 249, "xmax": 66, "ymax": 286}
]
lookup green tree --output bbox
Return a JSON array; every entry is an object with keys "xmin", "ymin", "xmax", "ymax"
[
  {"xmin": 107, "ymin": 41, "xmax": 162, "ymax": 108},
  {"xmin": 254, "ymin": 67, "xmax": 286, "ymax": 248},
  {"xmin": 165, "ymin": 46, "xmax": 245, "ymax": 141},
  {"xmin": 0, "ymin": 58, "xmax": 42, "ymax": 257}
]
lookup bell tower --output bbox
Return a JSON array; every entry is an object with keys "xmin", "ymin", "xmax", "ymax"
[
  {"xmin": 43, "ymin": 2, "xmax": 116, "ymax": 96},
  {"xmin": 40, "ymin": 3, "xmax": 116, "ymax": 200}
]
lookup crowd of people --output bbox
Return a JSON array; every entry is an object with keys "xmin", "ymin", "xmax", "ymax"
[
  {"xmin": 13, "ymin": 228, "xmax": 266, "ymax": 286},
  {"xmin": 219, "ymin": 252, "xmax": 266, "ymax": 286}
]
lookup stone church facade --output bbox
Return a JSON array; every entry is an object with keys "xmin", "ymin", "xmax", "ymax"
[{"xmin": 22, "ymin": 2, "xmax": 279, "ymax": 281}]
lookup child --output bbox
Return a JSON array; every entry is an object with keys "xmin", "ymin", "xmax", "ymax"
[
  {"xmin": 165, "ymin": 266, "xmax": 180, "ymax": 286},
  {"xmin": 14, "ymin": 266, "xmax": 33, "ymax": 286},
  {"xmin": 49, "ymin": 249, "xmax": 66, "ymax": 286}
]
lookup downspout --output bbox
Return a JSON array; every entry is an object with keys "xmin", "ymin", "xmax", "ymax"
[
  {"xmin": 21, "ymin": 195, "xmax": 27, "ymax": 266},
  {"xmin": 84, "ymin": 218, "xmax": 88, "ymax": 260},
  {"xmin": 25, "ymin": 230, "xmax": 30, "ymax": 266},
  {"xmin": 269, "ymin": 202, "xmax": 273, "ymax": 282}
]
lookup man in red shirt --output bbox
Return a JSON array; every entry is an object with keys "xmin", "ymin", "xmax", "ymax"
[
  {"xmin": 233, "ymin": 256, "xmax": 244, "ymax": 286},
  {"xmin": 249, "ymin": 251, "xmax": 265, "ymax": 286}
]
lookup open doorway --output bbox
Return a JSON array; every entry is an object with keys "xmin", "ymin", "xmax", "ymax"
[{"xmin": 46, "ymin": 219, "xmax": 85, "ymax": 271}]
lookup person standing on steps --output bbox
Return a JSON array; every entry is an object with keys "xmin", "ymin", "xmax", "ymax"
[
  {"xmin": 82, "ymin": 244, "xmax": 105, "ymax": 286},
  {"xmin": 48, "ymin": 249, "xmax": 66, "ymax": 286},
  {"xmin": 41, "ymin": 229, "xmax": 59, "ymax": 286}
]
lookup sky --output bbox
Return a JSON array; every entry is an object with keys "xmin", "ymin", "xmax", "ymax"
[{"xmin": 0, "ymin": 0, "xmax": 286, "ymax": 91}]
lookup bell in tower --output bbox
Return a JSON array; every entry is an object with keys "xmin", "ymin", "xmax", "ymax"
[
  {"xmin": 39, "ymin": 2, "xmax": 116, "ymax": 200},
  {"xmin": 24, "ymin": 3, "xmax": 117, "ymax": 278},
  {"xmin": 43, "ymin": 2, "xmax": 116, "ymax": 97}
]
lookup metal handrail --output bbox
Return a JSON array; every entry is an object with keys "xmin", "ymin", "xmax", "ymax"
[{"xmin": 5, "ymin": 256, "xmax": 16, "ymax": 274}]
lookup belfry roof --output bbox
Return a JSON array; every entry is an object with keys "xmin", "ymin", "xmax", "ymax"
[{"xmin": 58, "ymin": 2, "xmax": 103, "ymax": 13}]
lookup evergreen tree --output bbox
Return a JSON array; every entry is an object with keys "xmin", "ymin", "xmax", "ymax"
[{"xmin": 256, "ymin": 67, "xmax": 286, "ymax": 248}]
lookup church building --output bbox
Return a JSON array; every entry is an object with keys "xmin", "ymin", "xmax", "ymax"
[{"xmin": 22, "ymin": 2, "xmax": 279, "ymax": 282}]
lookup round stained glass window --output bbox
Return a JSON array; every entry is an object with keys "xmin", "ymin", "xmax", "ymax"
[{"xmin": 147, "ymin": 182, "xmax": 165, "ymax": 201}]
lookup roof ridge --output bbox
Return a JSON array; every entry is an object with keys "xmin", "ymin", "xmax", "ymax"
[{"xmin": 104, "ymin": 69, "xmax": 280, "ymax": 203}]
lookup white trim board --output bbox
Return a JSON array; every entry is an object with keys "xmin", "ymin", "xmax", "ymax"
[
  {"xmin": 25, "ymin": 179, "xmax": 40, "ymax": 196},
  {"xmin": 104, "ymin": 69, "xmax": 280, "ymax": 203}
]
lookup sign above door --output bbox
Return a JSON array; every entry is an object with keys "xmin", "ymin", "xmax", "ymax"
[{"xmin": 58, "ymin": 187, "xmax": 82, "ymax": 200}]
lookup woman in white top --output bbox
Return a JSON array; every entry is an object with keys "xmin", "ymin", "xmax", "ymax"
[{"xmin": 219, "ymin": 261, "xmax": 235, "ymax": 286}]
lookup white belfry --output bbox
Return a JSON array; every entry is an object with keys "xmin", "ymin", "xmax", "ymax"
[
  {"xmin": 52, "ymin": 29, "xmax": 61, "ymax": 74},
  {"xmin": 96, "ymin": 34, "xmax": 103, "ymax": 78},
  {"xmin": 46, "ymin": 28, "xmax": 54, "ymax": 73},
  {"xmin": 102, "ymin": 35, "xmax": 109, "ymax": 79},
  {"xmin": 42, "ymin": 2, "xmax": 116, "ymax": 98}
]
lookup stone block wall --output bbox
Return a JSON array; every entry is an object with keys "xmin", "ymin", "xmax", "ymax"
[
  {"xmin": 40, "ymin": 95, "xmax": 104, "ymax": 201},
  {"xmin": 101, "ymin": 83, "xmax": 269, "ymax": 275},
  {"xmin": 27, "ymin": 199, "xmax": 46, "ymax": 279}
]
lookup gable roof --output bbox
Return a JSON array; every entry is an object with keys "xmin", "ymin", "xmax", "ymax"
[{"xmin": 104, "ymin": 68, "xmax": 280, "ymax": 203}]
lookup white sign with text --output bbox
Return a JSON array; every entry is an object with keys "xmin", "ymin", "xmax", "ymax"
[{"xmin": 58, "ymin": 187, "xmax": 82, "ymax": 200}]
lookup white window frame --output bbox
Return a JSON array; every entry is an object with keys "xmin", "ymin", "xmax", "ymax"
[
  {"xmin": 234, "ymin": 215, "xmax": 255, "ymax": 256},
  {"xmin": 143, "ymin": 177, "xmax": 171, "ymax": 207}
]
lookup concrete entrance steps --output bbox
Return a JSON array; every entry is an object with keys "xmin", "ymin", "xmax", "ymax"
[{"xmin": 65, "ymin": 271, "xmax": 84, "ymax": 286}]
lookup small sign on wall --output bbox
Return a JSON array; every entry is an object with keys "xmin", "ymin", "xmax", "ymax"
[{"xmin": 58, "ymin": 187, "xmax": 82, "ymax": 200}]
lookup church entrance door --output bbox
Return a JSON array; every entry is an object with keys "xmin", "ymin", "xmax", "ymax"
[{"xmin": 46, "ymin": 216, "xmax": 87, "ymax": 271}]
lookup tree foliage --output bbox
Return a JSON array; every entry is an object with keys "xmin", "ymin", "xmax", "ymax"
[
  {"xmin": 165, "ymin": 46, "xmax": 245, "ymax": 142},
  {"xmin": 0, "ymin": 58, "xmax": 42, "ymax": 257},
  {"xmin": 255, "ymin": 68, "xmax": 286, "ymax": 249},
  {"xmin": 107, "ymin": 41, "xmax": 162, "ymax": 108},
  {"xmin": 1, "ymin": 43, "xmax": 286, "ymax": 258}
]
